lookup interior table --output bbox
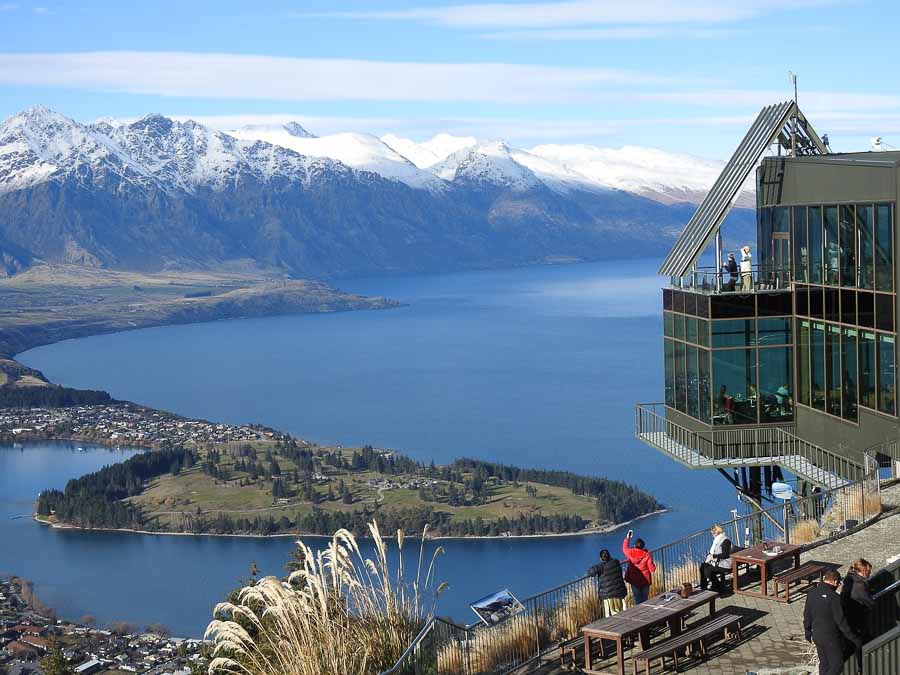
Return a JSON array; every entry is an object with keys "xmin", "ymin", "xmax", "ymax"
[
  {"xmin": 731, "ymin": 542, "xmax": 801, "ymax": 601},
  {"xmin": 581, "ymin": 589, "xmax": 717, "ymax": 675}
]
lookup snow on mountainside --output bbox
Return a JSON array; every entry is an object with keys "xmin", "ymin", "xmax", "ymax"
[
  {"xmin": 229, "ymin": 125, "xmax": 443, "ymax": 190},
  {"xmin": 430, "ymin": 141, "xmax": 542, "ymax": 191},
  {"xmin": 382, "ymin": 133, "xmax": 476, "ymax": 168},
  {"xmin": 0, "ymin": 107, "xmax": 343, "ymax": 196},
  {"xmin": 528, "ymin": 144, "xmax": 753, "ymax": 206}
]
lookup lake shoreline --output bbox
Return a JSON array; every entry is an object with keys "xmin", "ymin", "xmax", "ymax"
[{"xmin": 34, "ymin": 508, "xmax": 668, "ymax": 541}]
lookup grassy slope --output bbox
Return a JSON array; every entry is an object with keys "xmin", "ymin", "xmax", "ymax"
[
  {"xmin": 127, "ymin": 444, "xmax": 600, "ymax": 532},
  {"xmin": 0, "ymin": 264, "xmax": 398, "ymax": 357}
]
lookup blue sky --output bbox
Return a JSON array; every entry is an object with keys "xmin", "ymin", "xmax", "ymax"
[{"xmin": 1, "ymin": 0, "xmax": 899, "ymax": 158}]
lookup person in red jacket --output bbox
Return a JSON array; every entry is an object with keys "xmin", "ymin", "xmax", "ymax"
[{"xmin": 622, "ymin": 529, "xmax": 656, "ymax": 604}]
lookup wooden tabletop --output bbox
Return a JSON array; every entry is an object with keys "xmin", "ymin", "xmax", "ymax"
[
  {"xmin": 732, "ymin": 543, "xmax": 801, "ymax": 564},
  {"xmin": 582, "ymin": 590, "xmax": 718, "ymax": 637}
]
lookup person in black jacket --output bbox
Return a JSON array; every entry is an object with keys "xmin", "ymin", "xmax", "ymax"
[
  {"xmin": 804, "ymin": 570, "xmax": 861, "ymax": 675},
  {"xmin": 841, "ymin": 558, "xmax": 875, "ymax": 640},
  {"xmin": 841, "ymin": 558, "xmax": 875, "ymax": 671},
  {"xmin": 588, "ymin": 549, "xmax": 628, "ymax": 616},
  {"xmin": 724, "ymin": 253, "xmax": 738, "ymax": 291}
]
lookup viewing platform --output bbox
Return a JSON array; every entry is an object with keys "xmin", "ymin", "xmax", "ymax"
[{"xmin": 635, "ymin": 403, "xmax": 862, "ymax": 488}]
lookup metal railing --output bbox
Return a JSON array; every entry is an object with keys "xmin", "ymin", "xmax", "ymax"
[
  {"xmin": 648, "ymin": 461, "xmax": 882, "ymax": 592},
  {"xmin": 865, "ymin": 438, "xmax": 900, "ymax": 483},
  {"xmin": 380, "ymin": 575, "xmax": 602, "ymax": 675},
  {"xmin": 635, "ymin": 403, "xmax": 864, "ymax": 485},
  {"xmin": 670, "ymin": 264, "xmax": 791, "ymax": 295},
  {"xmin": 384, "ymin": 459, "xmax": 884, "ymax": 675}
]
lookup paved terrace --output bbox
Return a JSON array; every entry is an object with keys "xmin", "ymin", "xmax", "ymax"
[{"xmin": 524, "ymin": 484, "xmax": 900, "ymax": 675}]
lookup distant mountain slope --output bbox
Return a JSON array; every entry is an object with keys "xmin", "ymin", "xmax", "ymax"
[{"xmin": 0, "ymin": 107, "xmax": 755, "ymax": 278}]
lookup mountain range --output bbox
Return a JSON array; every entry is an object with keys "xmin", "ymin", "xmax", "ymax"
[{"xmin": 0, "ymin": 107, "xmax": 753, "ymax": 278}]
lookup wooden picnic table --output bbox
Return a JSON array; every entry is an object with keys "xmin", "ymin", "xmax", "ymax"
[
  {"xmin": 731, "ymin": 542, "xmax": 801, "ymax": 602},
  {"xmin": 581, "ymin": 589, "xmax": 717, "ymax": 675}
]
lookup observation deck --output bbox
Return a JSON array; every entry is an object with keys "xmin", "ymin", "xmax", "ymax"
[{"xmin": 635, "ymin": 403, "xmax": 862, "ymax": 488}]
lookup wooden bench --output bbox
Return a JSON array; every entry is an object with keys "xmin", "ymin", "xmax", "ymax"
[
  {"xmin": 631, "ymin": 613, "xmax": 742, "ymax": 675},
  {"xmin": 558, "ymin": 636, "xmax": 580, "ymax": 670},
  {"xmin": 772, "ymin": 561, "xmax": 840, "ymax": 602}
]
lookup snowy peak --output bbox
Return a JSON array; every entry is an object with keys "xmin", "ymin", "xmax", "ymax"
[
  {"xmin": 229, "ymin": 126, "xmax": 443, "ymax": 190},
  {"xmin": 527, "ymin": 144, "xmax": 752, "ymax": 206},
  {"xmin": 0, "ymin": 109, "xmax": 340, "ymax": 196},
  {"xmin": 381, "ymin": 132, "xmax": 476, "ymax": 168},
  {"xmin": 430, "ymin": 141, "xmax": 542, "ymax": 191}
]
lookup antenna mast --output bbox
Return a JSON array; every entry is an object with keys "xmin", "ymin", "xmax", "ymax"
[{"xmin": 789, "ymin": 71, "xmax": 798, "ymax": 157}]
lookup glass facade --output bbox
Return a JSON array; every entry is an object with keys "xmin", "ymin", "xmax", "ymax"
[
  {"xmin": 664, "ymin": 289, "xmax": 793, "ymax": 426},
  {"xmin": 790, "ymin": 201, "xmax": 896, "ymax": 422}
]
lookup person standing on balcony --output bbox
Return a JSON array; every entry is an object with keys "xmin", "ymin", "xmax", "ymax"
[
  {"xmin": 804, "ymin": 569, "xmax": 861, "ymax": 675},
  {"xmin": 698, "ymin": 524, "xmax": 732, "ymax": 593},
  {"xmin": 587, "ymin": 549, "xmax": 628, "ymax": 616},
  {"xmin": 740, "ymin": 246, "xmax": 753, "ymax": 291},
  {"xmin": 725, "ymin": 253, "xmax": 738, "ymax": 291},
  {"xmin": 622, "ymin": 530, "xmax": 656, "ymax": 605}
]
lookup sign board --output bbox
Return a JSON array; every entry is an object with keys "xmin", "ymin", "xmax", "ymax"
[
  {"xmin": 772, "ymin": 481, "xmax": 793, "ymax": 500},
  {"xmin": 470, "ymin": 588, "xmax": 525, "ymax": 627}
]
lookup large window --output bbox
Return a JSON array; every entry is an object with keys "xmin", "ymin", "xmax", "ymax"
[
  {"xmin": 698, "ymin": 351, "xmax": 711, "ymax": 424},
  {"xmin": 857, "ymin": 205, "xmax": 874, "ymax": 289},
  {"xmin": 811, "ymin": 322, "xmax": 826, "ymax": 412},
  {"xmin": 809, "ymin": 206, "xmax": 824, "ymax": 284},
  {"xmin": 826, "ymin": 323, "xmax": 842, "ymax": 416},
  {"xmin": 664, "ymin": 339, "xmax": 675, "ymax": 407},
  {"xmin": 875, "ymin": 204, "xmax": 893, "ymax": 292},
  {"xmin": 841, "ymin": 327, "xmax": 859, "ymax": 422},
  {"xmin": 712, "ymin": 319, "xmax": 755, "ymax": 348},
  {"xmin": 840, "ymin": 205, "xmax": 857, "ymax": 288},
  {"xmin": 759, "ymin": 347, "xmax": 794, "ymax": 423},
  {"xmin": 793, "ymin": 206, "xmax": 808, "ymax": 283},
  {"xmin": 712, "ymin": 348, "xmax": 757, "ymax": 425},
  {"xmin": 797, "ymin": 319, "xmax": 810, "ymax": 408},
  {"xmin": 825, "ymin": 206, "xmax": 840, "ymax": 285},
  {"xmin": 878, "ymin": 334, "xmax": 895, "ymax": 415},
  {"xmin": 860, "ymin": 330, "xmax": 877, "ymax": 410},
  {"xmin": 675, "ymin": 341, "xmax": 686, "ymax": 413}
]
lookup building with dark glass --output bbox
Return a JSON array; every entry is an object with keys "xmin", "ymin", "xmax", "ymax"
[{"xmin": 636, "ymin": 101, "xmax": 897, "ymax": 496}]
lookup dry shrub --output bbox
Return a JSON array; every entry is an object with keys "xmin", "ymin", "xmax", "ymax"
[
  {"xmin": 205, "ymin": 521, "xmax": 445, "ymax": 675},
  {"xmin": 790, "ymin": 519, "xmax": 822, "ymax": 544},
  {"xmin": 554, "ymin": 581, "xmax": 603, "ymax": 640}
]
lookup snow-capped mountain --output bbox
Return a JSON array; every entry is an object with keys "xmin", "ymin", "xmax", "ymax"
[
  {"xmin": 229, "ymin": 124, "xmax": 443, "ymax": 190},
  {"xmin": 0, "ymin": 106, "xmax": 755, "ymax": 278},
  {"xmin": 381, "ymin": 133, "xmax": 476, "ymax": 169},
  {"xmin": 430, "ymin": 141, "xmax": 542, "ymax": 192}
]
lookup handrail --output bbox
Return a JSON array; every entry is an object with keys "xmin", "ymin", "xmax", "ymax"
[
  {"xmin": 635, "ymin": 403, "xmax": 864, "ymax": 485},
  {"xmin": 379, "ymin": 619, "xmax": 435, "ymax": 675}
]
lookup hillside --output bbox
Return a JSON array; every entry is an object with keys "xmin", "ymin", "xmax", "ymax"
[
  {"xmin": 36, "ymin": 436, "xmax": 662, "ymax": 538},
  {"xmin": 0, "ymin": 107, "xmax": 755, "ymax": 279}
]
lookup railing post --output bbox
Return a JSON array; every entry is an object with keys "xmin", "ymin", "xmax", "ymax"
[{"xmin": 783, "ymin": 502, "xmax": 790, "ymax": 545}]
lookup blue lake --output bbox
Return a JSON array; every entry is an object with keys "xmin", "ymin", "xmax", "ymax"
[{"xmin": 12, "ymin": 259, "xmax": 738, "ymax": 636}]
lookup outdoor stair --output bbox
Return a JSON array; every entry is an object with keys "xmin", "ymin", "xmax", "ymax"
[{"xmin": 638, "ymin": 431, "xmax": 847, "ymax": 489}]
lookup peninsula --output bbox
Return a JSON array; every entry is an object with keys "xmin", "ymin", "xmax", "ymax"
[{"xmin": 7, "ymin": 402, "xmax": 660, "ymax": 539}]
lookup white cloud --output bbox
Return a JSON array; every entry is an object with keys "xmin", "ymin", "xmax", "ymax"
[
  {"xmin": 478, "ymin": 26, "xmax": 741, "ymax": 41},
  {"xmin": 0, "ymin": 51, "xmax": 707, "ymax": 104},
  {"xmin": 315, "ymin": 0, "xmax": 841, "ymax": 29},
  {"xmin": 0, "ymin": 3, "xmax": 19, "ymax": 10}
]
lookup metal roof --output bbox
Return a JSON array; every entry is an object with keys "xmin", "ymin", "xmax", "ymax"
[{"xmin": 658, "ymin": 101, "xmax": 828, "ymax": 277}]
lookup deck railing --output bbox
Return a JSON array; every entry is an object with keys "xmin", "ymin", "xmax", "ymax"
[
  {"xmin": 380, "ymin": 575, "xmax": 602, "ymax": 675},
  {"xmin": 648, "ymin": 460, "xmax": 881, "ymax": 592},
  {"xmin": 670, "ymin": 264, "xmax": 791, "ymax": 295},
  {"xmin": 383, "ymin": 461, "xmax": 883, "ymax": 675},
  {"xmin": 635, "ymin": 403, "xmax": 865, "ymax": 485}
]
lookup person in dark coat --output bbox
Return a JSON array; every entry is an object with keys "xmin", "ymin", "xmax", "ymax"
[
  {"xmin": 841, "ymin": 558, "xmax": 874, "ymax": 671},
  {"xmin": 724, "ymin": 253, "xmax": 738, "ymax": 291},
  {"xmin": 588, "ymin": 549, "xmax": 628, "ymax": 616},
  {"xmin": 804, "ymin": 570, "xmax": 861, "ymax": 675}
]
